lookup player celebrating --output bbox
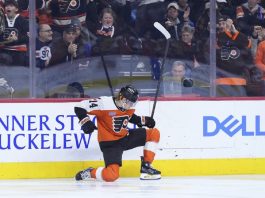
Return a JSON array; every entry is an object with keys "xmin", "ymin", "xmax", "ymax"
[{"xmin": 74, "ymin": 85, "xmax": 161, "ymax": 181}]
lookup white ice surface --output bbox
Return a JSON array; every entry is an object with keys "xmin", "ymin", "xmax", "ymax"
[{"xmin": 0, "ymin": 175, "xmax": 265, "ymax": 198}]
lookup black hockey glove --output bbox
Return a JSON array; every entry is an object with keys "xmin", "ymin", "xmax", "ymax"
[
  {"xmin": 136, "ymin": 122, "xmax": 143, "ymax": 128},
  {"xmin": 144, "ymin": 116, "xmax": 156, "ymax": 128},
  {"xmin": 129, "ymin": 114, "xmax": 143, "ymax": 127},
  {"xmin": 129, "ymin": 114, "xmax": 155, "ymax": 128},
  {"xmin": 80, "ymin": 117, "xmax": 97, "ymax": 134},
  {"xmin": 82, "ymin": 120, "xmax": 97, "ymax": 134}
]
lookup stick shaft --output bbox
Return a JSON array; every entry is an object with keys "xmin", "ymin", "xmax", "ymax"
[
  {"xmin": 100, "ymin": 54, "xmax": 114, "ymax": 97},
  {"xmin": 151, "ymin": 39, "xmax": 170, "ymax": 118}
]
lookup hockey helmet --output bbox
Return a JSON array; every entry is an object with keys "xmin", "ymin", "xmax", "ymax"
[
  {"xmin": 119, "ymin": 85, "xmax": 139, "ymax": 102},
  {"xmin": 116, "ymin": 85, "xmax": 139, "ymax": 111}
]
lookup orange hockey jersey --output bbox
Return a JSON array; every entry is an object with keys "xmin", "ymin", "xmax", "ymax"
[{"xmin": 77, "ymin": 96, "xmax": 135, "ymax": 142}]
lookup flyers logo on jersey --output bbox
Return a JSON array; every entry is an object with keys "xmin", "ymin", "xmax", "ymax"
[
  {"xmin": 113, "ymin": 116, "xmax": 129, "ymax": 133},
  {"xmin": 59, "ymin": 0, "xmax": 81, "ymax": 13}
]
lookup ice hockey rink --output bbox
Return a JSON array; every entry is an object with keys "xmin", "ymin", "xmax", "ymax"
[{"xmin": 1, "ymin": 175, "xmax": 265, "ymax": 198}]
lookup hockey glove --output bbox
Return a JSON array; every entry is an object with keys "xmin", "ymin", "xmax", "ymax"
[
  {"xmin": 79, "ymin": 117, "xmax": 97, "ymax": 134},
  {"xmin": 129, "ymin": 114, "xmax": 155, "ymax": 128},
  {"xmin": 143, "ymin": 116, "xmax": 156, "ymax": 128},
  {"xmin": 136, "ymin": 122, "xmax": 143, "ymax": 128}
]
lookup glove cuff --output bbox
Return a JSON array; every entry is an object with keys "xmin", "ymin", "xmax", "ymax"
[{"xmin": 79, "ymin": 116, "xmax": 90, "ymax": 126}]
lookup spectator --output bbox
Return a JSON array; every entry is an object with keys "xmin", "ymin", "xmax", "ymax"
[
  {"xmin": 154, "ymin": 2, "xmax": 193, "ymax": 40},
  {"xmin": 51, "ymin": 81, "xmax": 86, "ymax": 98},
  {"xmin": 36, "ymin": 24, "xmax": 53, "ymax": 69},
  {"xmin": 231, "ymin": 0, "xmax": 247, "ymax": 7},
  {"xmin": 70, "ymin": 17, "xmax": 94, "ymax": 57},
  {"xmin": 162, "ymin": 60, "xmax": 192, "ymax": 96},
  {"xmin": 49, "ymin": 24, "xmax": 80, "ymax": 66},
  {"xmin": 255, "ymin": 31, "xmax": 265, "ymax": 80},
  {"xmin": 85, "ymin": 0, "xmax": 99, "ymax": 34},
  {"xmin": 17, "ymin": 0, "xmax": 52, "ymax": 24},
  {"xmin": 250, "ymin": 25, "xmax": 264, "ymax": 56},
  {"xmin": 188, "ymin": 0, "xmax": 205, "ymax": 25},
  {"xmin": 95, "ymin": 7, "xmax": 117, "ymax": 39},
  {"xmin": 0, "ymin": 0, "xmax": 29, "ymax": 66},
  {"xmin": 85, "ymin": 0, "xmax": 129, "ymax": 35},
  {"xmin": 47, "ymin": 0, "xmax": 88, "ymax": 32},
  {"xmin": 216, "ymin": 17, "xmax": 252, "ymax": 96},
  {"xmin": 65, "ymin": 81, "xmax": 85, "ymax": 98},
  {"xmin": 236, "ymin": 0, "xmax": 265, "ymax": 37},
  {"xmin": 216, "ymin": 0, "xmax": 236, "ymax": 19},
  {"xmin": 135, "ymin": 0, "xmax": 166, "ymax": 38},
  {"xmin": 92, "ymin": 7, "xmax": 126, "ymax": 55},
  {"xmin": 260, "ymin": 0, "xmax": 265, "ymax": 8},
  {"xmin": 71, "ymin": 18, "xmax": 88, "ymax": 41},
  {"xmin": 194, "ymin": 1, "xmax": 222, "ymax": 43},
  {"xmin": 169, "ymin": 25, "xmax": 204, "ymax": 68},
  {"xmin": 176, "ymin": 0, "xmax": 192, "ymax": 24}
]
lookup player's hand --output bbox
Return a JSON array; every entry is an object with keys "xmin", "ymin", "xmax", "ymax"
[
  {"xmin": 81, "ymin": 120, "xmax": 97, "ymax": 134},
  {"xmin": 136, "ymin": 122, "xmax": 143, "ymax": 127},
  {"xmin": 145, "ymin": 116, "xmax": 156, "ymax": 128}
]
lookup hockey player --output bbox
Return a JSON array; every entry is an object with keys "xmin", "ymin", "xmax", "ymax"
[{"xmin": 74, "ymin": 85, "xmax": 161, "ymax": 182}]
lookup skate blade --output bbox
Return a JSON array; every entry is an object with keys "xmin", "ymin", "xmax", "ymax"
[{"xmin": 140, "ymin": 173, "xmax": 161, "ymax": 180}]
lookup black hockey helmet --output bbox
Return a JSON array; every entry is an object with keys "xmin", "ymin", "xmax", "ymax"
[{"xmin": 119, "ymin": 85, "xmax": 139, "ymax": 103}]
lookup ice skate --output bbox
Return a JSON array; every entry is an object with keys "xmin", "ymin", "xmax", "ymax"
[
  {"xmin": 140, "ymin": 157, "xmax": 161, "ymax": 180},
  {"xmin": 75, "ymin": 167, "xmax": 94, "ymax": 181}
]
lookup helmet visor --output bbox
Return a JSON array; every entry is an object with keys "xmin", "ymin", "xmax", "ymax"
[{"xmin": 121, "ymin": 98, "xmax": 137, "ymax": 110}]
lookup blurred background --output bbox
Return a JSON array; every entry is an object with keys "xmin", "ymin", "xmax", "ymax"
[{"xmin": 1, "ymin": 0, "xmax": 265, "ymax": 99}]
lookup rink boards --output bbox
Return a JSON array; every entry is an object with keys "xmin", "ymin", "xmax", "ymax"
[
  {"xmin": 0, "ymin": 98, "xmax": 265, "ymax": 179},
  {"xmin": 1, "ymin": 158, "xmax": 265, "ymax": 179}
]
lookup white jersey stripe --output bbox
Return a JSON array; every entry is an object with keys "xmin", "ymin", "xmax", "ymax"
[{"xmin": 77, "ymin": 96, "xmax": 136, "ymax": 112}]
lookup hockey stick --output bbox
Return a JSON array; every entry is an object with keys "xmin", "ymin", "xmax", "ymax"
[
  {"xmin": 100, "ymin": 49, "xmax": 115, "ymax": 97},
  {"xmin": 151, "ymin": 22, "xmax": 171, "ymax": 118}
]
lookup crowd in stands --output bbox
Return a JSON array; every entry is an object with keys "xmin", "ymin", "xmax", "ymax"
[{"xmin": 1, "ymin": 0, "xmax": 265, "ymax": 96}]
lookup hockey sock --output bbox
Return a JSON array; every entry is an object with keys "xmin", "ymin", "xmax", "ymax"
[
  {"xmin": 91, "ymin": 164, "xmax": 120, "ymax": 182},
  {"xmin": 144, "ymin": 128, "xmax": 160, "ymax": 163}
]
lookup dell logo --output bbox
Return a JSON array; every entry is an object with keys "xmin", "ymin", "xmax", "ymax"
[{"xmin": 203, "ymin": 115, "xmax": 265, "ymax": 137}]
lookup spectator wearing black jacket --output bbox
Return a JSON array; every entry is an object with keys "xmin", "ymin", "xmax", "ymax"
[
  {"xmin": 236, "ymin": 0, "xmax": 265, "ymax": 37},
  {"xmin": 0, "ymin": 0, "xmax": 29, "ymax": 66},
  {"xmin": 216, "ymin": 16, "xmax": 253, "ymax": 96},
  {"xmin": 49, "ymin": 24, "xmax": 81, "ymax": 66}
]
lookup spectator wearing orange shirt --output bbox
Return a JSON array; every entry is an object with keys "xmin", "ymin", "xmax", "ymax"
[{"xmin": 255, "ymin": 36, "xmax": 265, "ymax": 80}]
